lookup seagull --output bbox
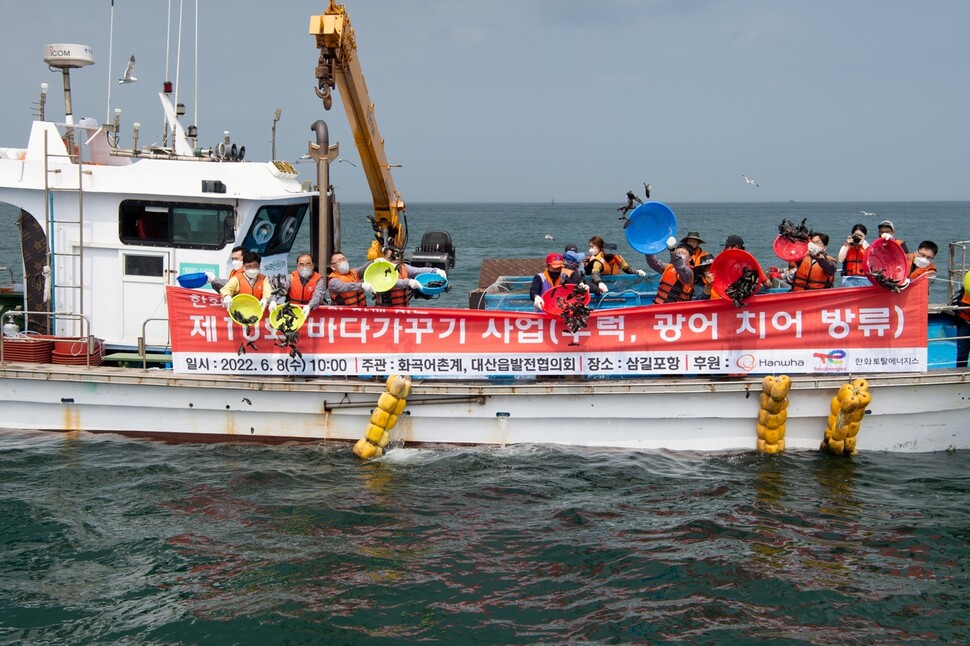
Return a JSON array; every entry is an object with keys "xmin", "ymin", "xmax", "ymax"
[
  {"xmin": 643, "ymin": 182, "xmax": 652, "ymax": 199},
  {"xmin": 117, "ymin": 55, "xmax": 137, "ymax": 84},
  {"xmin": 543, "ymin": 234, "xmax": 555, "ymax": 240},
  {"xmin": 742, "ymin": 174, "xmax": 759, "ymax": 187},
  {"xmin": 859, "ymin": 210, "xmax": 877, "ymax": 217}
]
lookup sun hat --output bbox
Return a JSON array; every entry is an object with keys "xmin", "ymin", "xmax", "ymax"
[
  {"xmin": 723, "ymin": 234, "xmax": 745, "ymax": 248},
  {"xmin": 682, "ymin": 231, "xmax": 705, "ymax": 243},
  {"xmin": 563, "ymin": 250, "xmax": 586, "ymax": 267}
]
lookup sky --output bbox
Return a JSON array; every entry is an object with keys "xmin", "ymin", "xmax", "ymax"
[{"xmin": 1, "ymin": 0, "xmax": 968, "ymax": 203}]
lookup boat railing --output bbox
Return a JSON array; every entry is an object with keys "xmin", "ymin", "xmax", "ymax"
[
  {"xmin": 0, "ymin": 266, "xmax": 14, "ymax": 293},
  {"xmin": 0, "ymin": 309, "xmax": 96, "ymax": 367},
  {"xmin": 945, "ymin": 240, "xmax": 970, "ymax": 303},
  {"xmin": 138, "ymin": 317, "xmax": 171, "ymax": 369}
]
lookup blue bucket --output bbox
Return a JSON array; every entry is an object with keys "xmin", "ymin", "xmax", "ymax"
[
  {"xmin": 624, "ymin": 202, "xmax": 678, "ymax": 254},
  {"xmin": 414, "ymin": 272, "xmax": 449, "ymax": 296},
  {"xmin": 176, "ymin": 272, "xmax": 209, "ymax": 288}
]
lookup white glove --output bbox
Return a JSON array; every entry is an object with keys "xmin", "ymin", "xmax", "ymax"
[
  {"xmin": 268, "ymin": 301, "xmax": 279, "ymax": 314},
  {"xmin": 881, "ymin": 232, "xmax": 894, "ymax": 241},
  {"xmin": 577, "ymin": 282, "xmax": 590, "ymax": 291},
  {"xmin": 533, "ymin": 295, "xmax": 544, "ymax": 309},
  {"xmin": 666, "ymin": 236, "xmax": 678, "ymax": 250},
  {"xmin": 259, "ymin": 297, "xmax": 269, "ymax": 310},
  {"xmin": 636, "ymin": 269, "xmax": 647, "ymax": 277},
  {"xmin": 408, "ymin": 279, "xmax": 422, "ymax": 290},
  {"xmin": 204, "ymin": 271, "xmax": 215, "ymax": 282},
  {"xmin": 433, "ymin": 268, "xmax": 447, "ymax": 278},
  {"xmin": 598, "ymin": 282, "xmax": 609, "ymax": 294},
  {"xmin": 301, "ymin": 305, "xmax": 311, "ymax": 318},
  {"xmin": 361, "ymin": 282, "xmax": 375, "ymax": 295},
  {"xmin": 222, "ymin": 295, "xmax": 232, "ymax": 309}
]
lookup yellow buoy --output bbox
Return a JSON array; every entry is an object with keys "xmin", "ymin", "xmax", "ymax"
[
  {"xmin": 820, "ymin": 379, "xmax": 870, "ymax": 455},
  {"xmin": 353, "ymin": 374, "xmax": 412, "ymax": 459},
  {"xmin": 756, "ymin": 375, "xmax": 790, "ymax": 454}
]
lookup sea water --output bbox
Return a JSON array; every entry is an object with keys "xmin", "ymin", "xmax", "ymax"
[{"xmin": 1, "ymin": 201, "xmax": 969, "ymax": 643}]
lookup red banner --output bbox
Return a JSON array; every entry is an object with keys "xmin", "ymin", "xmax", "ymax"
[{"xmin": 167, "ymin": 282, "xmax": 929, "ymax": 377}]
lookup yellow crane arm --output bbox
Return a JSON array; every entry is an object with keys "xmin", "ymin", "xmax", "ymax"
[{"xmin": 309, "ymin": 1, "xmax": 405, "ymax": 258}]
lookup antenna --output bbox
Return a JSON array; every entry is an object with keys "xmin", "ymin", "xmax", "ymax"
[
  {"xmin": 105, "ymin": 0, "xmax": 115, "ymax": 123},
  {"xmin": 271, "ymin": 108, "xmax": 282, "ymax": 160}
]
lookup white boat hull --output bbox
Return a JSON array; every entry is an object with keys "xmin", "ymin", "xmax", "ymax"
[{"xmin": 1, "ymin": 362, "xmax": 967, "ymax": 452}]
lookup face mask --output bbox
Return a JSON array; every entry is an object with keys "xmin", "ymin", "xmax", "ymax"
[
  {"xmin": 244, "ymin": 268, "xmax": 259, "ymax": 280},
  {"xmin": 913, "ymin": 256, "xmax": 931, "ymax": 268},
  {"xmin": 807, "ymin": 242, "xmax": 821, "ymax": 256},
  {"xmin": 298, "ymin": 267, "xmax": 313, "ymax": 279},
  {"xmin": 336, "ymin": 261, "xmax": 350, "ymax": 275},
  {"xmin": 548, "ymin": 269, "xmax": 561, "ymax": 279},
  {"xmin": 588, "ymin": 248, "xmax": 598, "ymax": 256},
  {"xmin": 231, "ymin": 259, "xmax": 243, "ymax": 271}
]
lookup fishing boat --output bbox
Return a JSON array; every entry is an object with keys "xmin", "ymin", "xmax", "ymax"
[{"xmin": 1, "ymin": 2, "xmax": 969, "ymax": 454}]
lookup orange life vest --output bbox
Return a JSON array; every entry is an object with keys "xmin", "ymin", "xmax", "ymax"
[
  {"xmin": 375, "ymin": 264, "xmax": 410, "ymax": 307},
  {"xmin": 328, "ymin": 269, "xmax": 367, "ymax": 306},
  {"xmin": 842, "ymin": 245, "xmax": 866, "ymax": 276},
  {"xmin": 288, "ymin": 270, "xmax": 322, "ymax": 305},
  {"xmin": 654, "ymin": 264, "xmax": 693, "ymax": 304},
  {"xmin": 957, "ymin": 290, "xmax": 970, "ymax": 323},
  {"xmin": 791, "ymin": 256, "xmax": 834, "ymax": 291},
  {"xmin": 236, "ymin": 273, "xmax": 266, "ymax": 299}
]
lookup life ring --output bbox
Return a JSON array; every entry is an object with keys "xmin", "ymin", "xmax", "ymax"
[{"xmin": 251, "ymin": 220, "xmax": 274, "ymax": 245}]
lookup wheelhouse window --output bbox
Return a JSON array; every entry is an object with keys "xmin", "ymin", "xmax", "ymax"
[
  {"xmin": 242, "ymin": 203, "xmax": 308, "ymax": 257},
  {"xmin": 119, "ymin": 200, "xmax": 233, "ymax": 249}
]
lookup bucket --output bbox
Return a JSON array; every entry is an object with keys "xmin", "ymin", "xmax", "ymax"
[
  {"xmin": 541, "ymin": 284, "xmax": 591, "ymax": 316},
  {"xmin": 362, "ymin": 259, "xmax": 399, "ymax": 293},
  {"xmin": 624, "ymin": 202, "xmax": 677, "ymax": 254},
  {"xmin": 269, "ymin": 303, "xmax": 307, "ymax": 331},
  {"xmin": 228, "ymin": 294, "xmax": 263, "ymax": 326},
  {"xmin": 864, "ymin": 238, "xmax": 908, "ymax": 285},
  {"xmin": 414, "ymin": 272, "xmax": 448, "ymax": 296},
  {"xmin": 772, "ymin": 235, "xmax": 809, "ymax": 263},
  {"xmin": 176, "ymin": 272, "xmax": 209, "ymax": 289},
  {"xmin": 711, "ymin": 249, "xmax": 764, "ymax": 298}
]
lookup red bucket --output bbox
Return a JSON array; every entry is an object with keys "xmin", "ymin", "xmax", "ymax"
[
  {"xmin": 864, "ymin": 238, "xmax": 908, "ymax": 285},
  {"xmin": 541, "ymin": 285, "xmax": 590, "ymax": 316},
  {"xmin": 711, "ymin": 249, "xmax": 764, "ymax": 298},
  {"xmin": 773, "ymin": 235, "xmax": 809, "ymax": 263}
]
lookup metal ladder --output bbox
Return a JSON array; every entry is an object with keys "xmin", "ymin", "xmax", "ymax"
[{"xmin": 43, "ymin": 129, "xmax": 85, "ymax": 336}]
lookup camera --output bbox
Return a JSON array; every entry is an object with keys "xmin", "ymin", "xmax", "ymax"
[{"xmin": 852, "ymin": 233, "xmax": 863, "ymax": 244}]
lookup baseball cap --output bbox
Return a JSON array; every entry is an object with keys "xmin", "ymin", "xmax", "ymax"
[
  {"xmin": 723, "ymin": 234, "xmax": 745, "ymax": 247},
  {"xmin": 563, "ymin": 250, "xmax": 586, "ymax": 267},
  {"xmin": 878, "ymin": 220, "xmax": 894, "ymax": 230},
  {"xmin": 545, "ymin": 252, "xmax": 563, "ymax": 265}
]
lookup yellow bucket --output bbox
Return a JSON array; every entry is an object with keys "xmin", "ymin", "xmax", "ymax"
[
  {"xmin": 228, "ymin": 294, "xmax": 263, "ymax": 326},
  {"xmin": 363, "ymin": 259, "xmax": 399, "ymax": 293},
  {"xmin": 269, "ymin": 303, "xmax": 307, "ymax": 331}
]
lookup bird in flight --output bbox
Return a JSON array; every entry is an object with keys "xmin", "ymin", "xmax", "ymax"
[
  {"xmin": 859, "ymin": 210, "xmax": 877, "ymax": 216},
  {"xmin": 643, "ymin": 182, "xmax": 652, "ymax": 199},
  {"xmin": 742, "ymin": 174, "xmax": 759, "ymax": 187},
  {"xmin": 118, "ymin": 55, "xmax": 137, "ymax": 84}
]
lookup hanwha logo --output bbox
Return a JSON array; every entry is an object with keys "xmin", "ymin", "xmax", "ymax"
[{"xmin": 736, "ymin": 354, "xmax": 756, "ymax": 371}]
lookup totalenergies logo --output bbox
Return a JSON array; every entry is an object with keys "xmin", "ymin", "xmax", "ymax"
[{"xmin": 813, "ymin": 350, "xmax": 846, "ymax": 368}]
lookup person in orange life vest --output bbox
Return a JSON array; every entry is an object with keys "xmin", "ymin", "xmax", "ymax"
[
  {"xmin": 368, "ymin": 247, "xmax": 446, "ymax": 307},
  {"xmin": 210, "ymin": 245, "xmax": 247, "ymax": 293},
  {"xmin": 787, "ymin": 232, "xmax": 836, "ymax": 291},
  {"xmin": 586, "ymin": 236, "xmax": 647, "ymax": 294},
  {"xmin": 327, "ymin": 251, "xmax": 372, "ymax": 307},
  {"xmin": 837, "ymin": 224, "xmax": 870, "ymax": 288},
  {"xmin": 877, "ymin": 219, "xmax": 909, "ymax": 254},
  {"xmin": 680, "ymin": 231, "xmax": 709, "ymax": 289},
  {"xmin": 644, "ymin": 237, "xmax": 694, "ymax": 304},
  {"xmin": 692, "ymin": 253, "xmax": 715, "ymax": 300},
  {"xmin": 907, "ymin": 240, "xmax": 938, "ymax": 282},
  {"xmin": 952, "ymin": 269, "xmax": 970, "ymax": 367},
  {"xmin": 276, "ymin": 253, "xmax": 328, "ymax": 316},
  {"xmin": 219, "ymin": 251, "xmax": 272, "ymax": 309},
  {"xmin": 530, "ymin": 252, "xmax": 565, "ymax": 310}
]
